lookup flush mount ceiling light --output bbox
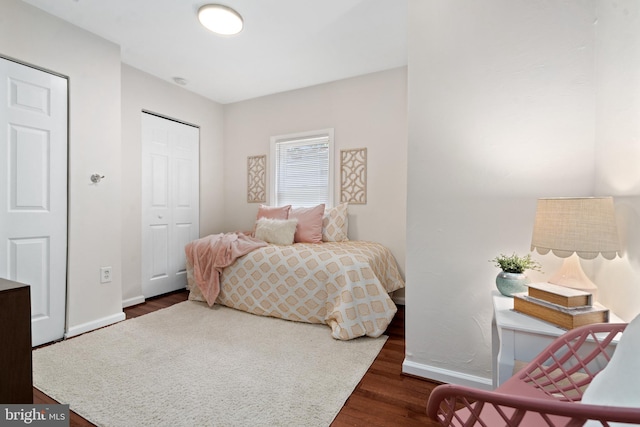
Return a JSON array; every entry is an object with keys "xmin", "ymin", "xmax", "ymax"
[{"xmin": 198, "ymin": 4, "xmax": 243, "ymax": 36}]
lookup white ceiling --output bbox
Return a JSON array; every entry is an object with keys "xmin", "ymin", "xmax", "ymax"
[{"xmin": 21, "ymin": 0, "xmax": 408, "ymax": 104}]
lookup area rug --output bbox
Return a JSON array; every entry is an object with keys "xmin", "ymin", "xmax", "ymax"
[{"xmin": 33, "ymin": 301, "xmax": 386, "ymax": 427}]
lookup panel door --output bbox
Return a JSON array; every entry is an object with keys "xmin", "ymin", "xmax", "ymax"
[
  {"xmin": 0, "ymin": 57, "xmax": 68, "ymax": 346},
  {"xmin": 141, "ymin": 112, "xmax": 199, "ymax": 298}
]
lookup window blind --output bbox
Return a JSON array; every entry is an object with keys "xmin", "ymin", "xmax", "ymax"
[{"xmin": 274, "ymin": 135, "xmax": 330, "ymax": 207}]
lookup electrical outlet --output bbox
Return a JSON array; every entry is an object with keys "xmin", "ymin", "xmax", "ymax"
[{"xmin": 100, "ymin": 266, "xmax": 112, "ymax": 283}]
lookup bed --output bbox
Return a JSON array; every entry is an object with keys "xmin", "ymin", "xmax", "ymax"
[
  {"xmin": 186, "ymin": 240, "xmax": 404, "ymax": 340},
  {"xmin": 186, "ymin": 203, "xmax": 405, "ymax": 340}
]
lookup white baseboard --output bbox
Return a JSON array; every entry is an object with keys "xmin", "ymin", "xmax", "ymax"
[
  {"xmin": 122, "ymin": 295, "xmax": 145, "ymax": 308},
  {"xmin": 402, "ymin": 359, "xmax": 492, "ymax": 390},
  {"xmin": 65, "ymin": 311, "xmax": 126, "ymax": 339}
]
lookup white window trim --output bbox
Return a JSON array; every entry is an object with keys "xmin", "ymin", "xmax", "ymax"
[{"xmin": 269, "ymin": 128, "xmax": 334, "ymax": 207}]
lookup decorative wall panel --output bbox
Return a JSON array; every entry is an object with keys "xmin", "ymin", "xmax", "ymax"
[
  {"xmin": 340, "ymin": 148, "xmax": 367, "ymax": 204},
  {"xmin": 247, "ymin": 155, "xmax": 266, "ymax": 203}
]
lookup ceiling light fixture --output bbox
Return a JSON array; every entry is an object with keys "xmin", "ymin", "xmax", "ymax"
[{"xmin": 198, "ymin": 4, "xmax": 243, "ymax": 36}]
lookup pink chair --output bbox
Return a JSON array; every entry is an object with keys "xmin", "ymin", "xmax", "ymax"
[{"xmin": 427, "ymin": 322, "xmax": 640, "ymax": 426}]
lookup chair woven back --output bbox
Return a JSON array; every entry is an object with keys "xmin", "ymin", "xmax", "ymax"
[{"xmin": 519, "ymin": 322, "xmax": 625, "ymax": 402}]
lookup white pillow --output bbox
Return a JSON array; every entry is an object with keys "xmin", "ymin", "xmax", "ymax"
[
  {"xmin": 254, "ymin": 218, "xmax": 298, "ymax": 245},
  {"xmin": 582, "ymin": 313, "xmax": 640, "ymax": 426}
]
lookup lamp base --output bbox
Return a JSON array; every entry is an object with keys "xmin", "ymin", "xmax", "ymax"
[{"xmin": 547, "ymin": 253, "xmax": 598, "ymax": 301}]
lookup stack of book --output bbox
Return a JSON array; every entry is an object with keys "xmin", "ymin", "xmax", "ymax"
[{"xmin": 513, "ymin": 282, "xmax": 609, "ymax": 330}]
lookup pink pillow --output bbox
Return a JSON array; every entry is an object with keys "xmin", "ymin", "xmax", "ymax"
[
  {"xmin": 289, "ymin": 204, "xmax": 325, "ymax": 243},
  {"xmin": 256, "ymin": 204, "xmax": 291, "ymax": 220}
]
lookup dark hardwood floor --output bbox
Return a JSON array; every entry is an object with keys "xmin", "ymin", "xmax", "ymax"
[{"xmin": 34, "ymin": 290, "xmax": 442, "ymax": 426}]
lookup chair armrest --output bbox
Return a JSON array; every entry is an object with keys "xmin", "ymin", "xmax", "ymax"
[{"xmin": 427, "ymin": 383, "xmax": 640, "ymax": 426}]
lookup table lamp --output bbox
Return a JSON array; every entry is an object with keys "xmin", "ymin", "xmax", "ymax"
[{"xmin": 530, "ymin": 197, "xmax": 620, "ymax": 300}]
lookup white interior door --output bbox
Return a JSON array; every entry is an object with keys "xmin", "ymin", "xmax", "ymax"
[
  {"xmin": 0, "ymin": 57, "xmax": 68, "ymax": 346},
  {"xmin": 142, "ymin": 112, "xmax": 199, "ymax": 298}
]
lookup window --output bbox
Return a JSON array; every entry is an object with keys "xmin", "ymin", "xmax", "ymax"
[{"xmin": 270, "ymin": 129, "xmax": 334, "ymax": 207}]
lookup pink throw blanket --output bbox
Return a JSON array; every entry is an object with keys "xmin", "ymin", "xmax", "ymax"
[{"xmin": 185, "ymin": 232, "xmax": 267, "ymax": 306}]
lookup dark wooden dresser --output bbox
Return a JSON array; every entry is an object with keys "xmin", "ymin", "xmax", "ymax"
[{"xmin": 0, "ymin": 278, "xmax": 32, "ymax": 403}]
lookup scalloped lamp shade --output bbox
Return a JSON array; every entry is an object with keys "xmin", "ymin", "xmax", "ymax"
[{"xmin": 530, "ymin": 197, "xmax": 620, "ymax": 299}]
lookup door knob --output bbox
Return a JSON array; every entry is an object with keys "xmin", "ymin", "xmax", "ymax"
[{"xmin": 90, "ymin": 174, "xmax": 105, "ymax": 183}]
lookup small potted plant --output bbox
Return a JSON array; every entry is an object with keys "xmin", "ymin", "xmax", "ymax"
[{"xmin": 490, "ymin": 253, "xmax": 542, "ymax": 297}]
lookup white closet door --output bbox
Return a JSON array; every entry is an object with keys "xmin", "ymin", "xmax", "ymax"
[
  {"xmin": 0, "ymin": 58, "xmax": 68, "ymax": 346},
  {"xmin": 142, "ymin": 112, "xmax": 199, "ymax": 298}
]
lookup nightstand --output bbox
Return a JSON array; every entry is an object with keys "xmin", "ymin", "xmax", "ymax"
[
  {"xmin": 491, "ymin": 291, "xmax": 623, "ymax": 388},
  {"xmin": 0, "ymin": 279, "xmax": 32, "ymax": 403}
]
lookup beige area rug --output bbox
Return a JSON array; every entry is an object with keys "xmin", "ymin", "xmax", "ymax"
[{"xmin": 33, "ymin": 301, "xmax": 386, "ymax": 427}]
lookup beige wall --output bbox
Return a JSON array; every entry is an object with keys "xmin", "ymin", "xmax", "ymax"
[
  {"xmin": 0, "ymin": 1, "xmax": 226, "ymax": 332},
  {"xmin": 120, "ymin": 65, "xmax": 225, "ymax": 306},
  {"xmin": 406, "ymin": 0, "xmax": 597, "ymax": 387},
  {"xmin": 593, "ymin": 0, "xmax": 640, "ymax": 322},
  {"xmin": 2, "ymin": 0, "xmax": 407, "ymax": 335},
  {"xmin": 223, "ymin": 68, "xmax": 408, "ymax": 283},
  {"xmin": 406, "ymin": 0, "xmax": 640, "ymax": 387},
  {"xmin": 0, "ymin": 0, "xmax": 124, "ymax": 332}
]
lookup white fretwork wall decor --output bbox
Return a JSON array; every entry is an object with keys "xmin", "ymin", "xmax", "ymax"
[
  {"xmin": 247, "ymin": 155, "xmax": 267, "ymax": 203},
  {"xmin": 340, "ymin": 148, "xmax": 367, "ymax": 204}
]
